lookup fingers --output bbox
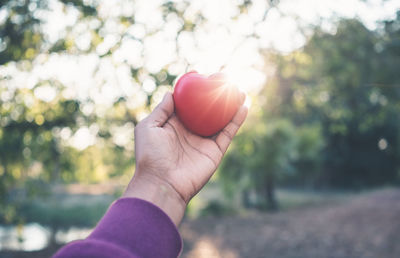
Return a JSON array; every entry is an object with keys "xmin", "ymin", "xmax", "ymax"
[
  {"xmin": 216, "ymin": 104, "xmax": 248, "ymax": 154},
  {"xmin": 145, "ymin": 92, "xmax": 174, "ymax": 127}
]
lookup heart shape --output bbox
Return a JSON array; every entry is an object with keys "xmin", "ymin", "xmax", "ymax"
[{"xmin": 173, "ymin": 71, "xmax": 242, "ymax": 137}]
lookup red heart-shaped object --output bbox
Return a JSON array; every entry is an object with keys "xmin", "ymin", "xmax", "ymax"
[{"xmin": 173, "ymin": 71, "xmax": 242, "ymax": 137}]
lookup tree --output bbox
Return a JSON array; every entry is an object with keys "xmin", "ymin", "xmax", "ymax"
[
  {"xmin": 219, "ymin": 15, "xmax": 400, "ymax": 210},
  {"xmin": 0, "ymin": 83, "xmax": 80, "ymax": 223},
  {"xmin": 263, "ymin": 18, "xmax": 400, "ymax": 188},
  {"xmin": 220, "ymin": 118, "xmax": 323, "ymax": 209},
  {"xmin": 1, "ymin": 0, "xmax": 281, "ymax": 230}
]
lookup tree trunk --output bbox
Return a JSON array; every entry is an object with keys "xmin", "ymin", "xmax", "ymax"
[
  {"xmin": 0, "ymin": 163, "xmax": 8, "ymax": 201},
  {"xmin": 265, "ymin": 173, "xmax": 278, "ymax": 210},
  {"xmin": 48, "ymin": 226, "xmax": 59, "ymax": 248},
  {"xmin": 51, "ymin": 140, "xmax": 61, "ymax": 183},
  {"xmin": 242, "ymin": 190, "xmax": 251, "ymax": 208}
]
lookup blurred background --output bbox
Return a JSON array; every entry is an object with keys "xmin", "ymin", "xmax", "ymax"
[{"xmin": 0, "ymin": 0, "xmax": 400, "ymax": 257}]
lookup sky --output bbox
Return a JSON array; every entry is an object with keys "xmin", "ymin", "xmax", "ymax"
[{"xmin": 1, "ymin": 0, "xmax": 399, "ymax": 150}]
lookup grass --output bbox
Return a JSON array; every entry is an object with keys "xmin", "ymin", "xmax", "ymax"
[
  {"xmin": 275, "ymin": 188, "xmax": 355, "ymax": 210},
  {"xmin": 189, "ymin": 182, "xmax": 359, "ymax": 218}
]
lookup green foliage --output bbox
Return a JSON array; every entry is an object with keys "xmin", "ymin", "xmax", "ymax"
[
  {"xmin": 220, "ymin": 119, "xmax": 323, "ymax": 209},
  {"xmin": 0, "ymin": 0, "xmax": 98, "ymax": 64},
  {"xmin": 288, "ymin": 124, "xmax": 324, "ymax": 186},
  {"xmin": 0, "ymin": 0, "xmax": 44, "ymax": 64},
  {"xmin": 220, "ymin": 15, "xmax": 400, "ymax": 209},
  {"xmin": 300, "ymin": 18, "xmax": 400, "ymax": 188},
  {"xmin": 0, "ymin": 84, "xmax": 79, "ymax": 222},
  {"xmin": 265, "ymin": 17, "xmax": 400, "ymax": 189}
]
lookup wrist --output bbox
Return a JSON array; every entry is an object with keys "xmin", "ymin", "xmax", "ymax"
[{"xmin": 123, "ymin": 172, "xmax": 187, "ymax": 226}]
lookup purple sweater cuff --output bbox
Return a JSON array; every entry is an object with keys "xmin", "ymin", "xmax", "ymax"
[{"xmin": 53, "ymin": 197, "xmax": 183, "ymax": 258}]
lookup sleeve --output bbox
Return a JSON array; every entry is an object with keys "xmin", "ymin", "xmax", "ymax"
[{"xmin": 53, "ymin": 197, "xmax": 183, "ymax": 258}]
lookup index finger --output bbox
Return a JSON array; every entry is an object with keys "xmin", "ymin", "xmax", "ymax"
[{"xmin": 215, "ymin": 104, "xmax": 248, "ymax": 154}]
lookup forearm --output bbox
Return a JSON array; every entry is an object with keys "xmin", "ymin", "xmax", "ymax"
[{"xmin": 123, "ymin": 172, "xmax": 187, "ymax": 226}]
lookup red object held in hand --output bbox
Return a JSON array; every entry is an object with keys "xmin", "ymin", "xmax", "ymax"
[{"xmin": 173, "ymin": 71, "xmax": 242, "ymax": 137}]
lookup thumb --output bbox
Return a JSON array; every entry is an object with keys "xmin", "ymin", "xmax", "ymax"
[{"xmin": 145, "ymin": 92, "xmax": 174, "ymax": 127}]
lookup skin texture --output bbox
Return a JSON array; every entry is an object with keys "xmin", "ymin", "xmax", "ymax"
[{"xmin": 123, "ymin": 92, "xmax": 248, "ymax": 226}]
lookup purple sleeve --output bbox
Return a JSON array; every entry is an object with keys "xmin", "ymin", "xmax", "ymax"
[{"xmin": 53, "ymin": 198, "xmax": 183, "ymax": 258}]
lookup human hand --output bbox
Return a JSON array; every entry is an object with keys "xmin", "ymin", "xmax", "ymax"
[{"xmin": 123, "ymin": 92, "xmax": 247, "ymax": 225}]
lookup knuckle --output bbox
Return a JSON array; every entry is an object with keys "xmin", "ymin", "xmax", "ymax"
[{"xmin": 223, "ymin": 128, "xmax": 233, "ymax": 140}]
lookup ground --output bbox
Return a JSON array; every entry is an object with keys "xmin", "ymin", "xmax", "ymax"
[
  {"xmin": 1, "ymin": 188, "xmax": 399, "ymax": 258},
  {"xmin": 180, "ymin": 188, "xmax": 400, "ymax": 258}
]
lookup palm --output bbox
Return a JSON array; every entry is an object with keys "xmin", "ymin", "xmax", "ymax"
[
  {"xmin": 134, "ymin": 93, "xmax": 247, "ymax": 203},
  {"xmin": 153, "ymin": 114, "xmax": 223, "ymax": 200}
]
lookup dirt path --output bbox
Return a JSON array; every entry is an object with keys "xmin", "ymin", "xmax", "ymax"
[{"xmin": 180, "ymin": 189, "xmax": 400, "ymax": 258}]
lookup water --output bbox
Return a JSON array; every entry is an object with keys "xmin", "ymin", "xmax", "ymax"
[{"xmin": 0, "ymin": 223, "xmax": 92, "ymax": 251}]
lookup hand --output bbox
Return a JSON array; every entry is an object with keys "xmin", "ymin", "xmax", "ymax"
[{"xmin": 123, "ymin": 92, "xmax": 248, "ymax": 225}]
